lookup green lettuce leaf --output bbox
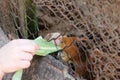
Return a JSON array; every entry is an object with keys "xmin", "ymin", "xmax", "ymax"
[
  {"xmin": 34, "ymin": 36, "xmax": 61, "ymax": 56},
  {"xmin": 12, "ymin": 69, "xmax": 23, "ymax": 80}
]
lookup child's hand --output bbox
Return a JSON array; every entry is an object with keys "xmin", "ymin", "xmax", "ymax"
[{"xmin": 0, "ymin": 39, "xmax": 39, "ymax": 75}]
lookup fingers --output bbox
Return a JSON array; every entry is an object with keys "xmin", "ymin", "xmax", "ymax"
[
  {"xmin": 19, "ymin": 60, "xmax": 31, "ymax": 68},
  {"xmin": 18, "ymin": 52, "xmax": 33, "ymax": 69},
  {"xmin": 19, "ymin": 52, "xmax": 33, "ymax": 61},
  {"xmin": 0, "ymin": 39, "xmax": 40, "ymax": 73},
  {"xmin": 19, "ymin": 39, "xmax": 39, "ymax": 50},
  {"xmin": 12, "ymin": 39, "xmax": 39, "ymax": 55},
  {"xmin": 19, "ymin": 44, "xmax": 38, "ymax": 54}
]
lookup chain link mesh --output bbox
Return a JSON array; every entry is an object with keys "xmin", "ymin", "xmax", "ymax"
[{"xmin": 0, "ymin": 0, "xmax": 120, "ymax": 80}]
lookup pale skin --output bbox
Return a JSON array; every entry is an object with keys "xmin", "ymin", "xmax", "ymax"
[{"xmin": 0, "ymin": 39, "xmax": 39, "ymax": 80}]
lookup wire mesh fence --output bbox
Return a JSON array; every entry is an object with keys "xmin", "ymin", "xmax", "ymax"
[
  {"xmin": 0, "ymin": 0, "xmax": 120, "ymax": 80},
  {"xmin": 0, "ymin": 0, "xmax": 39, "ymax": 39}
]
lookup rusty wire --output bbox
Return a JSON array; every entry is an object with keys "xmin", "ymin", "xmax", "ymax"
[{"xmin": 32, "ymin": 0, "xmax": 120, "ymax": 80}]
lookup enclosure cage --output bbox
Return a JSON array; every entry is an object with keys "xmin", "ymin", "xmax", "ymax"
[{"xmin": 0, "ymin": 0, "xmax": 120, "ymax": 80}]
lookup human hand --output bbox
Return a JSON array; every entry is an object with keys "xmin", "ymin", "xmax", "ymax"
[{"xmin": 0, "ymin": 39, "xmax": 39, "ymax": 76}]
